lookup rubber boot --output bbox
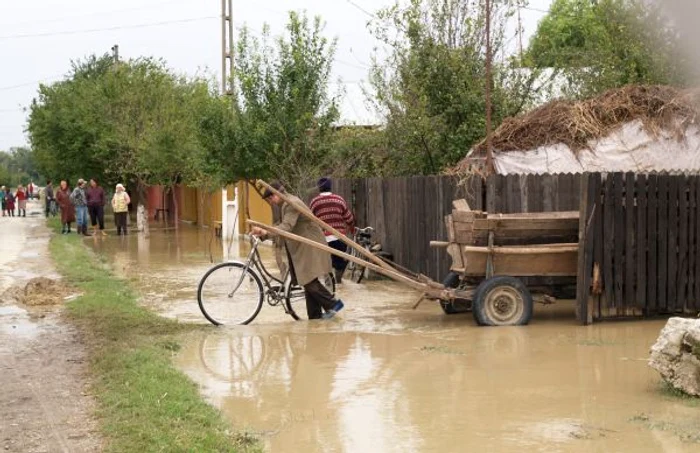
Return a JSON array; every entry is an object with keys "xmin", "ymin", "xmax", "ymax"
[
  {"xmin": 67, "ymin": 223, "xmax": 71, "ymax": 234},
  {"xmin": 82, "ymin": 225, "xmax": 89, "ymax": 236}
]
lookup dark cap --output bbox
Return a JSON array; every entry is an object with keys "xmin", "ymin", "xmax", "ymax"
[
  {"xmin": 262, "ymin": 182, "xmax": 284, "ymax": 199},
  {"xmin": 317, "ymin": 177, "xmax": 332, "ymax": 192}
]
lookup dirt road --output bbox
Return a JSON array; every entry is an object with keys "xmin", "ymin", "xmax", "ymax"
[{"xmin": 0, "ymin": 201, "xmax": 100, "ymax": 452}]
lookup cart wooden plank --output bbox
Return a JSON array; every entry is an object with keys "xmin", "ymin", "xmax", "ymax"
[{"xmin": 462, "ymin": 252, "xmax": 578, "ymax": 277}]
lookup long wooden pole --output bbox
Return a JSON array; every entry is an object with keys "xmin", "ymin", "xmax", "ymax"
[
  {"xmin": 247, "ymin": 220, "xmax": 444, "ymax": 295},
  {"xmin": 256, "ymin": 179, "xmax": 396, "ymax": 273}
]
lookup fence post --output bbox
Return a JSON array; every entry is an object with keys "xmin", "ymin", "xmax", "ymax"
[{"xmin": 576, "ymin": 173, "xmax": 597, "ymax": 325}]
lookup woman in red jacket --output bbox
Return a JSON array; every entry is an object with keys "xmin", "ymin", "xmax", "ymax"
[{"xmin": 15, "ymin": 185, "xmax": 26, "ymax": 217}]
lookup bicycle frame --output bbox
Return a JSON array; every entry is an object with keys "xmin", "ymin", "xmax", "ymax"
[{"xmin": 236, "ymin": 236, "xmax": 302, "ymax": 311}]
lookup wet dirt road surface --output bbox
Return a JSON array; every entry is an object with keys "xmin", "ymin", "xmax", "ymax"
[
  {"xmin": 0, "ymin": 199, "xmax": 99, "ymax": 452},
  {"xmin": 88, "ymin": 224, "xmax": 700, "ymax": 453}
]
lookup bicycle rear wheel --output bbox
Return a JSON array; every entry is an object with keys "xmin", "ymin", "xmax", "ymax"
[
  {"xmin": 284, "ymin": 273, "xmax": 336, "ymax": 320},
  {"xmin": 197, "ymin": 262, "xmax": 264, "ymax": 325},
  {"xmin": 351, "ymin": 246, "xmax": 371, "ymax": 283}
]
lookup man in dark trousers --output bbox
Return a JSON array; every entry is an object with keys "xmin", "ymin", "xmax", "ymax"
[
  {"xmin": 86, "ymin": 178, "xmax": 107, "ymax": 236},
  {"xmin": 309, "ymin": 177, "xmax": 355, "ymax": 284},
  {"xmin": 251, "ymin": 182, "xmax": 345, "ymax": 320},
  {"xmin": 44, "ymin": 180, "xmax": 54, "ymax": 218}
]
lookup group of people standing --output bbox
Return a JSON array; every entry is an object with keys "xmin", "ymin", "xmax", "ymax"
[
  {"xmin": 49, "ymin": 178, "xmax": 131, "ymax": 236},
  {"xmin": 0, "ymin": 183, "xmax": 32, "ymax": 217}
]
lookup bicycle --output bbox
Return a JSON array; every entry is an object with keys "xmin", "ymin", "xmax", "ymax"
[
  {"xmin": 197, "ymin": 235, "xmax": 335, "ymax": 325},
  {"xmin": 345, "ymin": 226, "xmax": 394, "ymax": 283}
]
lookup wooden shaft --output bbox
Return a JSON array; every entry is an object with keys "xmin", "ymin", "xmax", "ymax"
[
  {"xmin": 256, "ymin": 179, "xmax": 395, "ymax": 273},
  {"xmin": 462, "ymin": 244, "xmax": 579, "ymax": 255},
  {"xmin": 246, "ymin": 220, "xmax": 439, "ymax": 293}
]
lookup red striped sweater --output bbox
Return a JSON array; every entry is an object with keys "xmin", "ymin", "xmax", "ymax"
[{"xmin": 309, "ymin": 192, "xmax": 355, "ymax": 236}]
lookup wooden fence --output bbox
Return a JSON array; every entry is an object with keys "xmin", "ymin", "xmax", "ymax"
[
  {"xmin": 333, "ymin": 174, "xmax": 581, "ymax": 281},
  {"xmin": 577, "ymin": 172, "xmax": 700, "ymax": 324}
]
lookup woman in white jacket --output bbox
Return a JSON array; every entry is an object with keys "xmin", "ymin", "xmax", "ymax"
[{"xmin": 111, "ymin": 184, "xmax": 131, "ymax": 235}]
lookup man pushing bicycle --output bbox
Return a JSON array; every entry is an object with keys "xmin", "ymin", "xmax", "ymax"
[{"xmin": 250, "ymin": 182, "xmax": 346, "ymax": 320}]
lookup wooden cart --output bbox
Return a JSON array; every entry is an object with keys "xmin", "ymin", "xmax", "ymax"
[
  {"xmin": 251, "ymin": 180, "xmax": 580, "ymax": 327},
  {"xmin": 429, "ymin": 200, "xmax": 580, "ymax": 325}
]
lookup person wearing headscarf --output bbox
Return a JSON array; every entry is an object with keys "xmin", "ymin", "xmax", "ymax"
[
  {"xmin": 111, "ymin": 183, "xmax": 131, "ymax": 235},
  {"xmin": 56, "ymin": 180, "xmax": 76, "ymax": 234}
]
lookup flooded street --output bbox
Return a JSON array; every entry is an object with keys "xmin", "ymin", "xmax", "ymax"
[{"xmin": 89, "ymin": 224, "xmax": 700, "ymax": 452}]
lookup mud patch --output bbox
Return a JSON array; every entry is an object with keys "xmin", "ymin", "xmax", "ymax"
[
  {"xmin": 630, "ymin": 413, "xmax": 700, "ymax": 443},
  {"xmin": 1, "ymin": 277, "xmax": 77, "ymax": 307}
]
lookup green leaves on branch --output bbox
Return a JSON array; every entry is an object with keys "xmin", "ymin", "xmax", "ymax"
[
  {"xmin": 232, "ymin": 11, "xmax": 340, "ymax": 194},
  {"xmin": 526, "ymin": 0, "xmax": 694, "ymax": 98},
  {"xmin": 28, "ymin": 55, "xmax": 230, "ymax": 191},
  {"xmin": 366, "ymin": 0, "xmax": 535, "ymax": 176}
]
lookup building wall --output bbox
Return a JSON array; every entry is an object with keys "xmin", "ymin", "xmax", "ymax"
[{"xmin": 143, "ymin": 182, "xmax": 271, "ymax": 232}]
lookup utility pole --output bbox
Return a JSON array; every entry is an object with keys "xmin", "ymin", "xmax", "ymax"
[
  {"xmin": 111, "ymin": 44, "xmax": 119, "ymax": 63},
  {"xmin": 221, "ymin": 0, "xmax": 234, "ymax": 101},
  {"xmin": 484, "ymin": 0, "xmax": 494, "ymax": 173},
  {"xmin": 517, "ymin": 1, "xmax": 524, "ymax": 64}
]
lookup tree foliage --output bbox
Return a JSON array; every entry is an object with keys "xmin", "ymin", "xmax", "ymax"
[
  {"xmin": 367, "ymin": 0, "xmax": 536, "ymax": 175},
  {"xmin": 232, "ymin": 11, "xmax": 340, "ymax": 193},
  {"xmin": 527, "ymin": 0, "xmax": 693, "ymax": 97},
  {"xmin": 27, "ymin": 55, "xmax": 228, "ymax": 194},
  {"xmin": 0, "ymin": 147, "xmax": 41, "ymax": 187}
]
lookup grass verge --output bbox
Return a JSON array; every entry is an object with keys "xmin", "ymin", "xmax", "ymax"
[{"xmin": 48, "ymin": 220, "xmax": 260, "ymax": 452}]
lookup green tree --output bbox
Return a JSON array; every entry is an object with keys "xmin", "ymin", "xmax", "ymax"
[
  {"xmin": 526, "ymin": 0, "xmax": 692, "ymax": 97},
  {"xmin": 28, "ymin": 55, "xmax": 117, "ymax": 185},
  {"xmin": 233, "ymin": 11, "xmax": 340, "ymax": 194},
  {"xmin": 0, "ymin": 147, "xmax": 40, "ymax": 186},
  {"xmin": 28, "ymin": 55, "xmax": 225, "ymax": 194},
  {"xmin": 367, "ymin": 0, "xmax": 537, "ymax": 175}
]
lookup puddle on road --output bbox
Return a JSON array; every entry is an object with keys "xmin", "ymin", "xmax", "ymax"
[
  {"xmin": 86, "ymin": 224, "xmax": 700, "ymax": 452},
  {"xmin": 176, "ymin": 320, "xmax": 700, "ymax": 452}
]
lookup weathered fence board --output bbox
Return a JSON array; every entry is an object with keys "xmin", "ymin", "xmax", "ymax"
[{"xmin": 578, "ymin": 172, "xmax": 700, "ymax": 323}]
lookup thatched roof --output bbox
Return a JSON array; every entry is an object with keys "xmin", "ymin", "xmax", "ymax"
[{"xmin": 453, "ymin": 85, "xmax": 700, "ymax": 173}]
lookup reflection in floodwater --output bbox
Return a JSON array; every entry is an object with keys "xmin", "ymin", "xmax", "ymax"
[
  {"xmin": 177, "ymin": 320, "xmax": 700, "ymax": 453},
  {"xmin": 86, "ymin": 224, "xmax": 700, "ymax": 452}
]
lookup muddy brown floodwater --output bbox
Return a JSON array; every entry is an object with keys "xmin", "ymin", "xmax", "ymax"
[{"xmin": 89, "ymin": 224, "xmax": 700, "ymax": 452}]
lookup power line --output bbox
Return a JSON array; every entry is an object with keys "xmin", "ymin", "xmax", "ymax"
[
  {"xmin": 344, "ymin": 0, "xmax": 375, "ymax": 18},
  {"xmin": 0, "ymin": 16, "xmax": 218, "ymax": 41},
  {"xmin": 0, "ymin": 74, "xmax": 67, "ymax": 92}
]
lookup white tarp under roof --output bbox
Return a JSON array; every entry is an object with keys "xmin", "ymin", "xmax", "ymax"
[{"xmin": 492, "ymin": 119, "xmax": 700, "ymax": 174}]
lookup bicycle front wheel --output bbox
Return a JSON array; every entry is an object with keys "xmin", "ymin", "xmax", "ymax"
[{"xmin": 197, "ymin": 262, "xmax": 264, "ymax": 325}]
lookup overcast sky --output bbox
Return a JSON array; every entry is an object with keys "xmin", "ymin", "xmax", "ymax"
[{"xmin": 0, "ymin": 0, "xmax": 553, "ymax": 151}]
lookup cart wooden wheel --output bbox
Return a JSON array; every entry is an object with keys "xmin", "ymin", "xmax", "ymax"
[
  {"xmin": 440, "ymin": 272, "xmax": 472, "ymax": 315},
  {"xmin": 472, "ymin": 276, "xmax": 533, "ymax": 326}
]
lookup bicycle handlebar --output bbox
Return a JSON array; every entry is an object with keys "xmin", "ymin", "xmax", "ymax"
[{"xmin": 355, "ymin": 226, "xmax": 374, "ymax": 234}]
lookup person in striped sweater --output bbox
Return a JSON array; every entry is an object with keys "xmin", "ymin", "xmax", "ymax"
[{"xmin": 309, "ymin": 177, "xmax": 355, "ymax": 284}]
